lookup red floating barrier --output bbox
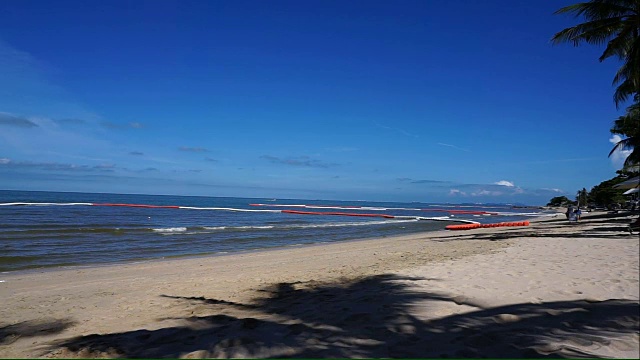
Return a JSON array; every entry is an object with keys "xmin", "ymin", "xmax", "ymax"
[
  {"xmin": 447, "ymin": 221, "xmax": 530, "ymax": 231},
  {"xmin": 445, "ymin": 223, "xmax": 481, "ymax": 230},
  {"xmin": 307, "ymin": 205, "xmax": 363, "ymax": 208},
  {"xmin": 281, "ymin": 210, "xmax": 395, "ymax": 218},
  {"xmin": 424, "ymin": 209, "xmax": 498, "ymax": 215}
]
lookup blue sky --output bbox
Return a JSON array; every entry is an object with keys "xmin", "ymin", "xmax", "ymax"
[{"xmin": 0, "ymin": 0, "xmax": 632, "ymax": 204}]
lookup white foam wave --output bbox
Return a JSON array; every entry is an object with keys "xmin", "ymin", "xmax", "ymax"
[
  {"xmin": 426, "ymin": 204, "xmax": 509, "ymax": 209},
  {"xmin": 195, "ymin": 219, "xmax": 421, "ymax": 232},
  {"xmin": 148, "ymin": 220, "xmax": 422, "ymax": 236},
  {"xmin": 493, "ymin": 212, "xmax": 547, "ymax": 216},
  {"xmin": 284, "ymin": 219, "xmax": 419, "ymax": 229},
  {"xmin": 412, "ymin": 216, "xmax": 480, "ymax": 224},
  {"xmin": 253, "ymin": 204, "xmax": 422, "ymax": 211},
  {"xmin": 178, "ymin": 206, "xmax": 281, "ymax": 213},
  {"xmin": 152, "ymin": 227, "xmax": 187, "ymax": 233},
  {"xmin": 202, "ymin": 225, "xmax": 275, "ymax": 230},
  {"xmin": 303, "ymin": 206, "xmax": 392, "ymax": 211}
]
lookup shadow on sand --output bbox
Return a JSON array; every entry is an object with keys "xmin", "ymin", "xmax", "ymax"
[
  {"xmin": 48, "ymin": 274, "xmax": 639, "ymax": 358},
  {"xmin": 0, "ymin": 318, "xmax": 76, "ymax": 346}
]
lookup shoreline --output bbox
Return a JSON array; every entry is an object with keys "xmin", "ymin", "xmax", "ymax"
[
  {"xmin": 1, "ymin": 211, "xmax": 562, "ymax": 276},
  {"xmin": 0, "ymin": 210, "xmax": 637, "ymax": 358},
  {"xmin": 0, "ymin": 226, "xmax": 472, "ymax": 277}
]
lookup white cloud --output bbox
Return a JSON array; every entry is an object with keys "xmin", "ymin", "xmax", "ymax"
[
  {"xmin": 445, "ymin": 182, "xmax": 570, "ymax": 201},
  {"xmin": 494, "ymin": 180, "xmax": 515, "ymax": 187},
  {"xmin": 0, "ymin": 158, "xmax": 10, "ymax": 164},
  {"xmin": 449, "ymin": 189, "xmax": 467, "ymax": 196},
  {"xmin": 471, "ymin": 189, "xmax": 503, "ymax": 196},
  {"xmin": 609, "ymin": 134, "xmax": 623, "ymax": 145},
  {"xmin": 609, "ymin": 135, "xmax": 632, "ymax": 167},
  {"xmin": 437, "ymin": 142, "xmax": 470, "ymax": 152},
  {"xmin": 541, "ymin": 188, "xmax": 564, "ymax": 193}
]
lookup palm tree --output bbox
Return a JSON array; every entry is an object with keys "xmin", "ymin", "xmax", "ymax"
[
  {"xmin": 609, "ymin": 100, "xmax": 640, "ymax": 168},
  {"xmin": 551, "ymin": 0, "xmax": 640, "ymax": 107},
  {"xmin": 578, "ymin": 187, "xmax": 588, "ymax": 207}
]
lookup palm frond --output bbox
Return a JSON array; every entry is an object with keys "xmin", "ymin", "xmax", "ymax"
[
  {"xmin": 599, "ymin": 23, "xmax": 635, "ymax": 61},
  {"xmin": 609, "ymin": 137, "xmax": 635, "ymax": 157},
  {"xmin": 624, "ymin": 150, "xmax": 640, "ymax": 167},
  {"xmin": 553, "ymin": 0, "xmax": 640, "ymax": 107},
  {"xmin": 552, "ymin": 17, "xmax": 625, "ymax": 46},
  {"xmin": 613, "ymin": 82, "xmax": 636, "ymax": 106},
  {"xmin": 612, "ymin": 115, "xmax": 634, "ymax": 135},
  {"xmin": 611, "ymin": 100, "xmax": 640, "ymax": 135},
  {"xmin": 554, "ymin": 1, "xmax": 636, "ymax": 19},
  {"xmin": 612, "ymin": 42, "xmax": 639, "ymax": 106}
]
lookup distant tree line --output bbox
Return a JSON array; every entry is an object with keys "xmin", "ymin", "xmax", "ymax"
[{"xmin": 547, "ymin": 173, "xmax": 631, "ymax": 207}]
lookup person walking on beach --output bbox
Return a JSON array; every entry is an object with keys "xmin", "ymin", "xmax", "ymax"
[
  {"xmin": 565, "ymin": 205, "xmax": 574, "ymax": 220},
  {"xmin": 575, "ymin": 208, "xmax": 582, "ymax": 222}
]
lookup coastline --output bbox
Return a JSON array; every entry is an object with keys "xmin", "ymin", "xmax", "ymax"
[
  {"xmin": 0, "ymin": 210, "xmax": 637, "ymax": 358},
  {"xmin": 0, "ymin": 209, "xmax": 561, "ymax": 276}
]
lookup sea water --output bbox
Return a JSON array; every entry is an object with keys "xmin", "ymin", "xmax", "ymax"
[{"xmin": 0, "ymin": 190, "xmax": 547, "ymax": 272}]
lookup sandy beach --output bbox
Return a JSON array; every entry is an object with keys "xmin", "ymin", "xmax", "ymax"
[{"xmin": 0, "ymin": 211, "xmax": 638, "ymax": 358}]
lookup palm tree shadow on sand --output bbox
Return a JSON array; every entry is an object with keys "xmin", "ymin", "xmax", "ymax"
[
  {"xmin": 48, "ymin": 274, "xmax": 638, "ymax": 358},
  {"xmin": 0, "ymin": 318, "xmax": 76, "ymax": 346}
]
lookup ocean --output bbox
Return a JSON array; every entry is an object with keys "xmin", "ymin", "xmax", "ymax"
[{"xmin": 0, "ymin": 190, "xmax": 549, "ymax": 272}]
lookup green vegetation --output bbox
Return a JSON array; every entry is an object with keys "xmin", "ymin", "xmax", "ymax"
[
  {"xmin": 549, "ymin": 1, "xmax": 639, "ymax": 208},
  {"xmin": 609, "ymin": 101, "xmax": 640, "ymax": 167},
  {"xmin": 551, "ymin": 0, "xmax": 639, "ymax": 107},
  {"xmin": 547, "ymin": 176, "xmax": 630, "ymax": 208},
  {"xmin": 552, "ymin": 0, "xmax": 639, "ymax": 171},
  {"xmin": 547, "ymin": 196, "xmax": 573, "ymax": 207},
  {"xmin": 577, "ymin": 188, "xmax": 588, "ymax": 207},
  {"xmin": 586, "ymin": 175, "xmax": 629, "ymax": 206}
]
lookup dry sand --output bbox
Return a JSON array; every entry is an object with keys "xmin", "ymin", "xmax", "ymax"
[{"xmin": 0, "ymin": 211, "xmax": 638, "ymax": 358}]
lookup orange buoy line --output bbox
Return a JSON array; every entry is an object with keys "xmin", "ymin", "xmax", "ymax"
[
  {"xmin": 281, "ymin": 210, "xmax": 396, "ymax": 219},
  {"xmin": 445, "ymin": 221, "xmax": 530, "ymax": 230},
  {"xmin": 88, "ymin": 203, "xmax": 413, "ymax": 220},
  {"xmin": 250, "ymin": 203, "xmax": 498, "ymax": 215},
  {"xmin": 307, "ymin": 204, "xmax": 363, "ymax": 209},
  {"xmin": 7, "ymin": 202, "xmax": 510, "ymax": 225},
  {"xmin": 425, "ymin": 209, "xmax": 499, "ymax": 215},
  {"xmin": 250, "ymin": 204, "xmax": 392, "ymax": 210}
]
